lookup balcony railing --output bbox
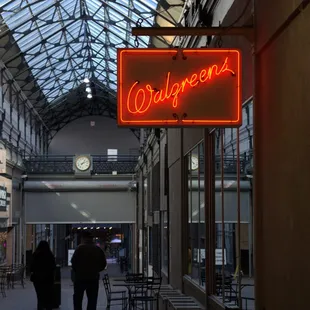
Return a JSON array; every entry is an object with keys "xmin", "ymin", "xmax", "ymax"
[
  {"xmin": 23, "ymin": 155, "xmax": 139, "ymax": 175},
  {"xmin": 24, "ymin": 153, "xmax": 252, "ymax": 176},
  {"xmin": 198, "ymin": 155, "xmax": 251, "ymax": 175}
]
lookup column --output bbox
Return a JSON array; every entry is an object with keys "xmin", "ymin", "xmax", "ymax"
[{"xmin": 254, "ymin": 1, "xmax": 310, "ymax": 309}]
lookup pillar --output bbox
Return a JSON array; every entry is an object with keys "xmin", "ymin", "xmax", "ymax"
[{"xmin": 254, "ymin": 1, "xmax": 310, "ymax": 309}]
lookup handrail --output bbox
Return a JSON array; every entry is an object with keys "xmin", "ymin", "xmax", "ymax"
[
  {"xmin": 23, "ymin": 154, "xmax": 140, "ymax": 175},
  {"xmin": 24, "ymin": 154, "xmax": 139, "ymax": 159}
]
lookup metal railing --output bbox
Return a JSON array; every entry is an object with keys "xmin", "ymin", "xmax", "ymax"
[
  {"xmin": 23, "ymin": 155, "xmax": 139, "ymax": 175},
  {"xmin": 198, "ymin": 155, "xmax": 251, "ymax": 175},
  {"xmin": 23, "ymin": 154, "xmax": 252, "ymax": 176}
]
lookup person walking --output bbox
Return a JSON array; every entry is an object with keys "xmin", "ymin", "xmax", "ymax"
[
  {"xmin": 30, "ymin": 241, "xmax": 56, "ymax": 310},
  {"xmin": 71, "ymin": 231, "xmax": 107, "ymax": 310}
]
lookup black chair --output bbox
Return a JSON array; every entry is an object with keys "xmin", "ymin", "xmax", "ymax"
[
  {"xmin": 6, "ymin": 264, "xmax": 25, "ymax": 289},
  {"xmin": 125, "ymin": 272, "xmax": 144, "ymax": 282},
  {"xmin": 129, "ymin": 277, "xmax": 161, "ymax": 310},
  {"xmin": 102, "ymin": 274, "xmax": 128, "ymax": 309},
  {"xmin": 215, "ymin": 272, "xmax": 233, "ymax": 302}
]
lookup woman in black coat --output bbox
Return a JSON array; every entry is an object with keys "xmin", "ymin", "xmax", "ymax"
[{"xmin": 31, "ymin": 241, "xmax": 56, "ymax": 310}]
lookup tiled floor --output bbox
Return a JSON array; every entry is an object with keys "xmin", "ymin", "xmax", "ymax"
[
  {"xmin": 0, "ymin": 264, "xmax": 127, "ymax": 310},
  {"xmin": 0, "ymin": 278, "xmax": 127, "ymax": 309}
]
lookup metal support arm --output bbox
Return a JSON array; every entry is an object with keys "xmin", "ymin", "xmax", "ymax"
[{"xmin": 132, "ymin": 26, "xmax": 254, "ymax": 42}]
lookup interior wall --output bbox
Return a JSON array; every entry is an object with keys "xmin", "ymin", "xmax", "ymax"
[
  {"xmin": 255, "ymin": 1, "xmax": 310, "ymax": 310},
  {"xmin": 49, "ymin": 116, "xmax": 139, "ymax": 155}
]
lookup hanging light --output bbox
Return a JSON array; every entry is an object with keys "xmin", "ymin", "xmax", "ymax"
[
  {"xmin": 84, "ymin": 78, "xmax": 90, "ymax": 83},
  {"xmin": 87, "ymin": 93, "xmax": 92, "ymax": 99},
  {"xmin": 86, "ymin": 87, "xmax": 91, "ymax": 93}
]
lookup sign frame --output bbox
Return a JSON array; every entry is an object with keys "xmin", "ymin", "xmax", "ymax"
[{"xmin": 117, "ymin": 48, "xmax": 242, "ymax": 128}]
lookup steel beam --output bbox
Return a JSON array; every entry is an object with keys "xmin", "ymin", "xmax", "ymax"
[
  {"xmin": 9, "ymin": 80, "xmax": 13, "ymax": 123},
  {"xmin": 0, "ymin": 69, "xmax": 3, "ymax": 110},
  {"xmin": 132, "ymin": 26, "xmax": 254, "ymax": 42}
]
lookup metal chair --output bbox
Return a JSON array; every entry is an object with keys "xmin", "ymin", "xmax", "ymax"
[
  {"xmin": 0, "ymin": 268, "xmax": 7, "ymax": 297},
  {"xmin": 129, "ymin": 276, "xmax": 162, "ymax": 310},
  {"xmin": 102, "ymin": 274, "xmax": 128, "ymax": 309},
  {"xmin": 6, "ymin": 264, "xmax": 25, "ymax": 289},
  {"xmin": 125, "ymin": 272, "xmax": 144, "ymax": 282}
]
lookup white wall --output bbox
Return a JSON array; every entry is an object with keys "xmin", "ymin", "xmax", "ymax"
[{"xmin": 49, "ymin": 116, "xmax": 140, "ymax": 155}]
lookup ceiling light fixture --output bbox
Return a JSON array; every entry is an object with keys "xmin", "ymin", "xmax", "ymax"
[
  {"xmin": 87, "ymin": 93, "xmax": 92, "ymax": 99},
  {"xmin": 84, "ymin": 78, "xmax": 90, "ymax": 83},
  {"xmin": 86, "ymin": 87, "xmax": 91, "ymax": 93}
]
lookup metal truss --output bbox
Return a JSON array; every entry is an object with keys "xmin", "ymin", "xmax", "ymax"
[
  {"xmin": 0, "ymin": 0, "xmax": 180, "ymax": 140},
  {"xmin": 23, "ymin": 154, "xmax": 139, "ymax": 175}
]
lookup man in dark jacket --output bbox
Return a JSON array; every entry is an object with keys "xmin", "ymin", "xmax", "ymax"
[{"xmin": 71, "ymin": 231, "xmax": 107, "ymax": 310}]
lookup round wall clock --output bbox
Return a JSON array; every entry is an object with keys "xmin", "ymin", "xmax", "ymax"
[
  {"xmin": 191, "ymin": 155, "xmax": 199, "ymax": 171},
  {"xmin": 75, "ymin": 156, "xmax": 91, "ymax": 171}
]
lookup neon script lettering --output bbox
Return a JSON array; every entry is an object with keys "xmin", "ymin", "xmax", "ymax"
[{"xmin": 126, "ymin": 57, "xmax": 235, "ymax": 114}]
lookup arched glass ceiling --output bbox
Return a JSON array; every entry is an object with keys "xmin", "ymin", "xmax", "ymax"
[{"xmin": 0, "ymin": 0, "xmax": 180, "ymax": 106}]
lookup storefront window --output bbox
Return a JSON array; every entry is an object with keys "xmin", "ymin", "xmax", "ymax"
[
  {"xmin": 214, "ymin": 128, "xmax": 255, "ymax": 309},
  {"xmin": 0, "ymin": 229, "xmax": 7, "ymax": 264},
  {"xmin": 161, "ymin": 211, "xmax": 168, "ymax": 273},
  {"xmin": 187, "ymin": 141, "xmax": 205, "ymax": 288}
]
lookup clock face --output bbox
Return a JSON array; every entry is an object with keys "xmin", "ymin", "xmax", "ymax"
[
  {"xmin": 75, "ymin": 156, "xmax": 91, "ymax": 171},
  {"xmin": 191, "ymin": 155, "xmax": 199, "ymax": 171}
]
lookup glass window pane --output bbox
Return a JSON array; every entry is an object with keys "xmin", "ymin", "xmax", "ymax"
[
  {"xmin": 161, "ymin": 211, "xmax": 168, "ymax": 272},
  {"xmin": 187, "ymin": 151, "xmax": 192, "ymax": 276},
  {"xmin": 189, "ymin": 146, "xmax": 199, "ymax": 283},
  {"xmin": 199, "ymin": 143, "xmax": 206, "ymax": 287}
]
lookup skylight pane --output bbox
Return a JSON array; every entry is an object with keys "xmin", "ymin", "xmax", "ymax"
[
  {"xmin": 109, "ymin": 2, "xmax": 128, "ymax": 15},
  {"xmin": 0, "ymin": 0, "xmax": 21, "ymax": 10},
  {"xmin": 27, "ymin": 51, "xmax": 49, "ymax": 67},
  {"xmin": 63, "ymin": 81, "xmax": 75, "ymax": 91},
  {"xmin": 5, "ymin": 7, "xmax": 31, "ymax": 29},
  {"xmin": 17, "ymin": 30, "xmax": 41, "ymax": 51},
  {"xmin": 31, "ymin": 0, "xmax": 54, "ymax": 12},
  {"xmin": 87, "ymin": 0, "xmax": 101, "ymax": 15},
  {"xmin": 60, "ymin": 0, "xmax": 78, "ymax": 17},
  {"xmin": 36, "ymin": 6, "xmax": 56, "ymax": 24},
  {"xmin": 46, "ymin": 31, "xmax": 63, "ymax": 44},
  {"xmin": 14, "ymin": 19, "xmax": 33, "ymax": 34},
  {"xmin": 109, "ymin": 10, "xmax": 124, "ymax": 22}
]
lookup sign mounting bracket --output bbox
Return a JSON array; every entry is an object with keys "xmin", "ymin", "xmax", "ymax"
[{"xmin": 131, "ymin": 26, "xmax": 254, "ymax": 43}]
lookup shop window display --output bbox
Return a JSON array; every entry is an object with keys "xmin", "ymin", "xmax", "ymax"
[{"xmin": 187, "ymin": 142, "xmax": 205, "ymax": 287}]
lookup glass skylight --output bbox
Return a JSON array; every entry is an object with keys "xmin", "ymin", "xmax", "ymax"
[{"xmin": 0, "ymin": 0, "xmax": 176, "ymax": 104}]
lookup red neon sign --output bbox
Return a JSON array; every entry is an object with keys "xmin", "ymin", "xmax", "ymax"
[{"xmin": 118, "ymin": 49, "xmax": 241, "ymax": 127}]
